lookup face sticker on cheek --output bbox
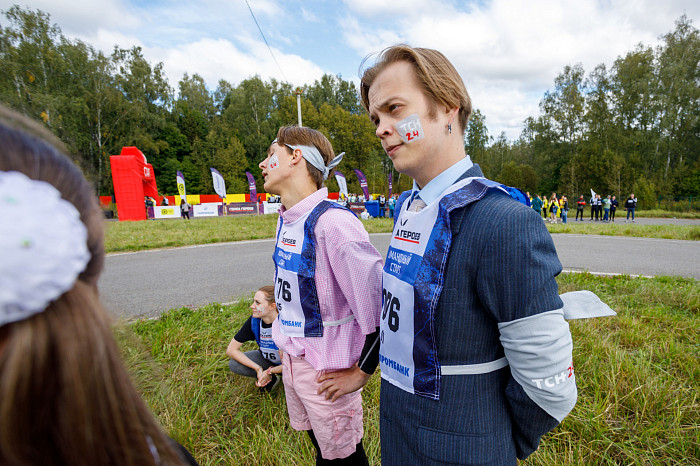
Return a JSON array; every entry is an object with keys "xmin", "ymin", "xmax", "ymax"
[
  {"xmin": 396, "ymin": 113, "xmax": 425, "ymax": 143},
  {"xmin": 268, "ymin": 154, "xmax": 279, "ymax": 170}
]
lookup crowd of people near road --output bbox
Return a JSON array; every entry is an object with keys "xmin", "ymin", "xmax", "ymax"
[
  {"xmin": 528, "ymin": 191, "xmax": 638, "ymax": 224},
  {"xmin": 2, "ymin": 45, "xmax": 618, "ymax": 466}
]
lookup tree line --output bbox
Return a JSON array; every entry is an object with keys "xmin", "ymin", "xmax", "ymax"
[
  {"xmin": 1, "ymin": 6, "xmax": 698, "ymax": 207},
  {"xmin": 467, "ymin": 15, "xmax": 699, "ymax": 208},
  {"xmin": 0, "ymin": 6, "xmax": 391, "ymax": 198}
]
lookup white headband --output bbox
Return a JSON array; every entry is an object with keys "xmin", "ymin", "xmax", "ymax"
[
  {"xmin": 0, "ymin": 171, "xmax": 90, "ymax": 327},
  {"xmin": 273, "ymin": 139, "xmax": 344, "ymax": 180}
]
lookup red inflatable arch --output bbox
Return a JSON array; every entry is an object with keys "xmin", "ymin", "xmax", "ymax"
[{"xmin": 110, "ymin": 147, "xmax": 159, "ymax": 221}]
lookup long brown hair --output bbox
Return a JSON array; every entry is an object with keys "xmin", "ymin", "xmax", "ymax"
[{"xmin": 0, "ymin": 106, "xmax": 190, "ymax": 465}]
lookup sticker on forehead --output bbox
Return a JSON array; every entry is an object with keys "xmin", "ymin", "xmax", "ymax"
[
  {"xmin": 396, "ymin": 114, "xmax": 425, "ymax": 143},
  {"xmin": 268, "ymin": 154, "xmax": 279, "ymax": 170}
]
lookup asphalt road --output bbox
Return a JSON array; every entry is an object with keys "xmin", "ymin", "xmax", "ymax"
[{"xmin": 100, "ymin": 226, "xmax": 700, "ymax": 319}]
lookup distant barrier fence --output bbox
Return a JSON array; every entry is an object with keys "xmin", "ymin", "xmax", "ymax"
[{"xmin": 656, "ymin": 196, "xmax": 699, "ymax": 212}]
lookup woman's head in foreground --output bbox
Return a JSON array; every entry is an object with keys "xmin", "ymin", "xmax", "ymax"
[{"xmin": 0, "ymin": 106, "xmax": 189, "ymax": 465}]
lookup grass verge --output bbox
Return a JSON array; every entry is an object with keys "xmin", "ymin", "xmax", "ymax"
[
  {"xmin": 638, "ymin": 209, "xmax": 700, "ymax": 219},
  {"xmin": 117, "ymin": 273, "xmax": 699, "ymax": 465},
  {"xmin": 105, "ymin": 213, "xmax": 699, "ymax": 253},
  {"xmin": 105, "ymin": 215, "xmax": 280, "ymax": 253},
  {"xmin": 547, "ymin": 222, "xmax": 700, "ymax": 240}
]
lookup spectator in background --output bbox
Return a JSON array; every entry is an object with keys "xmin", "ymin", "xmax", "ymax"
[
  {"xmin": 603, "ymin": 195, "xmax": 611, "ymax": 222},
  {"xmin": 180, "ymin": 198, "xmax": 191, "ymax": 220},
  {"xmin": 161, "ymin": 195, "xmax": 169, "ymax": 206},
  {"xmin": 561, "ymin": 196, "xmax": 569, "ymax": 224},
  {"xmin": 576, "ymin": 195, "xmax": 586, "ymax": 221},
  {"xmin": 592, "ymin": 194, "xmax": 602, "ymax": 221},
  {"xmin": 625, "ymin": 193, "xmax": 637, "ymax": 222},
  {"xmin": 542, "ymin": 195, "xmax": 549, "ymax": 219},
  {"xmin": 531, "ymin": 193, "xmax": 543, "ymax": 217},
  {"xmin": 549, "ymin": 193, "xmax": 559, "ymax": 223},
  {"xmin": 610, "ymin": 195, "xmax": 618, "ymax": 222}
]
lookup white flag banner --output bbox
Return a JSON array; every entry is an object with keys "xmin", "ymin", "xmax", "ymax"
[
  {"xmin": 335, "ymin": 171, "xmax": 348, "ymax": 200},
  {"xmin": 210, "ymin": 168, "xmax": 226, "ymax": 199},
  {"xmin": 590, "ymin": 189, "xmax": 596, "ymax": 199},
  {"xmin": 177, "ymin": 170, "xmax": 187, "ymax": 201}
]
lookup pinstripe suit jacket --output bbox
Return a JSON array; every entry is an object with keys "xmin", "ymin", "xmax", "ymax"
[{"xmin": 380, "ymin": 164, "xmax": 564, "ymax": 465}]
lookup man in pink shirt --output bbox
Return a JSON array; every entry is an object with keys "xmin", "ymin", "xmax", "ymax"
[{"xmin": 259, "ymin": 126, "xmax": 383, "ymax": 464}]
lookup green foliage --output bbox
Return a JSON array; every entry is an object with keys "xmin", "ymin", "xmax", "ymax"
[
  {"xmin": 0, "ymin": 6, "xmax": 393, "ymax": 199},
  {"xmin": 465, "ymin": 108, "xmax": 489, "ymax": 163},
  {"xmin": 305, "ymin": 73, "xmax": 362, "ymax": 114},
  {"xmin": 679, "ymin": 168, "xmax": 700, "ymax": 196},
  {"xmin": 479, "ymin": 16, "xmax": 699, "ymax": 205},
  {"xmin": 494, "ymin": 161, "xmax": 538, "ymax": 193},
  {"xmin": 632, "ymin": 176, "xmax": 658, "ymax": 209}
]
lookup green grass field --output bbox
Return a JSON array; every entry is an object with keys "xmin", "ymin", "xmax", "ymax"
[
  {"xmin": 105, "ymin": 213, "xmax": 700, "ymax": 253},
  {"xmin": 117, "ymin": 273, "xmax": 700, "ymax": 466}
]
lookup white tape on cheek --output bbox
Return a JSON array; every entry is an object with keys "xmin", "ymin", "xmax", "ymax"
[
  {"xmin": 268, "ymin": 154, "xmax": 279, "ymax": 170},
  {"xmin": 396, "ymin": 114, "xmax": 425, "ymax": 143}
]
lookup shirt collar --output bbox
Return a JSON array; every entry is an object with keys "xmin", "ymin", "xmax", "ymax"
[
  {"xmin": 411, "ymin": 155, "xmax": 473, "ymax": 206},
  {"xmin": 279, "ymin": 187, "xmax": 328, "ymax": 223}
]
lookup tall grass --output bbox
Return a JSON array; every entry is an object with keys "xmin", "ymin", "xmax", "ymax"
[{"xmin": 117, "ymin": 273, "xmax": 699, "ymax": 465}]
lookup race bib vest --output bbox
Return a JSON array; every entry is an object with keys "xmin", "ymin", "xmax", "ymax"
[
  {"xmin": 273, "ymin": 200, "xmax": 354, "ymax": 337},
  {"xmin": 380, "ymin": 177, "xmax": 508, "ymax": 400},
  {"xmin": 251, "ymin": 317, "xmax": 279, "ymax": 364}
]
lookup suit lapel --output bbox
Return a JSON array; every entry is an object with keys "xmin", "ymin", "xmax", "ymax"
[{"xmin": 449, "ymin": 163, "xmax": 485, "ymax": 236}]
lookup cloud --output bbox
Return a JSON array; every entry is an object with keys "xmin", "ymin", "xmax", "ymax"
[
  {"xmin": 341, "ymin": 0, "xmax": 443, "ymax": 18},
  {"xmin": 0, "ymin": 0, "xmax": 140, "ymax": 34},
  {"xmin": 342, "ymin": 16, "xmax": 404, "ymax": 59},
  {"xmin": 301, "ymin": 7, "xmax": 320, "ymax": 22},
  {"xmin": 3, "ymin": 0, "xmax": 697, "ymax": 140},
  {"xmin": 341, "ymin": 0, "xmax": 700, "ymax": 139},
  {"xmin": 146, "ymin": 36, "xmax": 326, "ymax": 91}
]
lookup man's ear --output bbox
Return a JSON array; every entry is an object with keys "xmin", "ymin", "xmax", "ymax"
[
  {"xmin": 291, "ymin": 148, "xmax": 304, "ymax": 165},
  {"xmin": 445, "ymin": 106, "xmax": 459, "ymax": 124}
]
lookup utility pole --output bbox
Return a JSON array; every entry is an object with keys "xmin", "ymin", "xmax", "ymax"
[{"xmin": 296, "ymin": 88, "xmax": 303, "ymax": 127}]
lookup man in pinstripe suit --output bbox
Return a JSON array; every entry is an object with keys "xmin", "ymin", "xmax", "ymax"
[{"xmin": 355, "ymin": 45, "xmax": 577, "ymax": 465}]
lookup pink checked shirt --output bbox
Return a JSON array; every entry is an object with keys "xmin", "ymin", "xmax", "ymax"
[{"xmin": 271, "ymin": 188, "xmax": 383, "ymax": 371}]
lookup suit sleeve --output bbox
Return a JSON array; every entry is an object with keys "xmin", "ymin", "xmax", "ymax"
[{"xmin": 475, "ymin": 198, "xmax": 576, "ymax": 459}]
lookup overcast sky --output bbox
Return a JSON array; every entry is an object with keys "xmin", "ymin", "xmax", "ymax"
[{"xmin": 1, "ymin": 0, "xmax": 698, "ymax": 140}]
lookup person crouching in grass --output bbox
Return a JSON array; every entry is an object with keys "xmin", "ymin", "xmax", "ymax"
[{"xmin": 226, "ymin": 285, "xmax": 282, "ymax": 392}]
